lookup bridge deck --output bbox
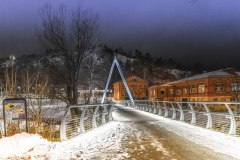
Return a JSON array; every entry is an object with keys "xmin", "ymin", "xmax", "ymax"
[{"xmin": 6, "ymin": 104, "xmax": 239, "ymax": 159}]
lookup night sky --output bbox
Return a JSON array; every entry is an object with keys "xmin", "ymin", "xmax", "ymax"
[{"xmin": 0, "ymin": 0, "xmax": 240, "ymax": 66}]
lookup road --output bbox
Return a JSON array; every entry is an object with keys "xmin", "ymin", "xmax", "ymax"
[{"xmin": 111, "ymin": 105, "xmax": 237, "ymax": 160}]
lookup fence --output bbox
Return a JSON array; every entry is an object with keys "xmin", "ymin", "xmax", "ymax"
[
  {"xmin": 60, "ymin": 103, "xmax": 113, "ymax": 141},
  {"xmin": 117, "ymin": 100, "xmax": 240, "ymax": 136}
]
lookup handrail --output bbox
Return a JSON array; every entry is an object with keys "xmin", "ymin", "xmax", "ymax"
[
  {"xmin": 116, "ymin": 100, "xmax": 240, "ymax": 136},
  {"xmin": 60, "ymin": 103, "xmax": 114, "ymax": 141}
]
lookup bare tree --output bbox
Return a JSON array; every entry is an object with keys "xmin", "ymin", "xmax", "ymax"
[
  {"xmin": 83, "ymin": 48, "xmax": 103, "ymax": 104},
  {"xmin": 0, "ymin": 64, "xmax": 18, "ymax": 99},
  {"xmin": 38, "ymin": 4, "xmax": 99, "ymax": 105}
]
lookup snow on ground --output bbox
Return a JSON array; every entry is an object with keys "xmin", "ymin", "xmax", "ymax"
[
  {"xmin": 167, "ymin": 69, "xmax": 191, "ymax": 79},
  {"xmin": 50, "ymin": 122, "xmax": 130, "ymax": 160},
  {"xmin": 0, "ymin": 122, "xmax": 130, "ymax": 160},
  {"xmin": 116, "ymin": 54, "xmax": 135, "ymax": 64},
  {"xmin": 129, "ymin": 107, "xmax": 240, "ymax": 159},
  {"xmin": 1, "ymin": 106, "xmax": 240, "ymax": 159},
  {"xmin": 0, "ymin": 133, "xmax": 50, "ymax": 159}
]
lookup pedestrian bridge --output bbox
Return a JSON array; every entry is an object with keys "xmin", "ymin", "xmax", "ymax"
[
  {"xmin": 56, "ymin": 56, "xmax": 240, "ymax": 141},
  {"xmin": 60, "ymin": 100, "xmax": 240, "ymax": 141}
]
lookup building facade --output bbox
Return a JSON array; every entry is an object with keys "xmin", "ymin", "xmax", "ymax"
[
  {"xmin": 148, "ymin": 68, "xmax": 240, "ymax": 102},
  {"xmin": 113, "ymin": 76, "xmax": 148, "ymax": 100}
]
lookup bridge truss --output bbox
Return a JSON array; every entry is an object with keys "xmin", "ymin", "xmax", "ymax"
[{"xmin": 101, "ymin": 56, "xmax": 135, "ymax": 105}]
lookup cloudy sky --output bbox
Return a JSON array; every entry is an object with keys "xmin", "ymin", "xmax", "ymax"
[{"xmin": 0, "ymin": 0, "xmax": 240, "ymax": 65}]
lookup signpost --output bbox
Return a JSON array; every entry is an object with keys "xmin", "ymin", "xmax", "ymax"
[{"xmin": 2, "ymin": 98, "xmax": 28, "ymax": 137}]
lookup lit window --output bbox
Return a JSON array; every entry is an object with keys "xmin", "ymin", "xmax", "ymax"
[
  {"xmin": 231, "ymin": 83, "xmax": 240, "ymax": 92},
  {"xmin": 190, "ymin": 85, "xmax": 197, "ymax": 94},
  {"xmin": 198, "ymin": 85, "xmax": 205, "ymax": 93},
  {"xmin": 176, "ymin": 88, "xmax": 182, "ymax": 95},
  {"xmin": 169, "ymin": 89, "xmax": 174, "ymax": 95},
  {"xmin": 183, "ymin": 87, "xmax": 188, "ymax": 94},
  {"xmin": 214, "ymin": 83, "xmax": 225, "ymax": 92}
]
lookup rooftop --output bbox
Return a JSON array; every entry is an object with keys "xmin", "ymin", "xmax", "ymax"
[{"xmin": 167, "ymin": 68, "xmax": 239, "ymax": 85}]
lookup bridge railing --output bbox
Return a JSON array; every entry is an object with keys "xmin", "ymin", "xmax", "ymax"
[
  {"xmin": 117, "ymin": 100, "xmax": 240, "ymax": 136},
  {"xmin": 60, "ymin": 103, "xmax": 113, "ymax": 141}
]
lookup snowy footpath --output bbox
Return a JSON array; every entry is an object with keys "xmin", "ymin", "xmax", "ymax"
[{"xmin": 0, "ymin": 106, "xmax": 240, "ymax": 160}]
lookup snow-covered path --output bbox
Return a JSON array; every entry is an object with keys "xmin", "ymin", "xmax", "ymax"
[
  {"xmin": 1, "ymin": 105, "xmax": 240, "ymax": 159},
  {"xmin": 50, "ymin": 106, "xmax": 240, "ymax": 159}
]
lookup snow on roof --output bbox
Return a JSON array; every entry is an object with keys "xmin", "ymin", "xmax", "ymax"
[
  {"xmin": 126, "ymin": 75, "xmax": 147, "ymax": 83},
  {"xmin": 167, "ymin": 68, "xmax": 238, "ymax": 85}
]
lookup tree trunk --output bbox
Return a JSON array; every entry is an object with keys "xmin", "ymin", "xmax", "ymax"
[
  {"xmin": 67, "ymin": 82, "xmax": 81, "ymax": 116},
  {"xmin": 72, "ymin": 82, "xmax": 78, "ymax": 105}
]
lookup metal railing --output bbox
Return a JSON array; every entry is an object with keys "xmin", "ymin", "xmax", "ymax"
[
  {"xmin": 117, "ymin": 100, "xmax": 240, "ymax": 136},
  {"xmin": 60, "ymin": 103, "xmax": 113, "ymax": 141}
]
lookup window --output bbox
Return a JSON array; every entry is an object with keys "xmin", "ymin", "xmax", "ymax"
[
  {"xmin": 160, "ymin": 90, "xmax": 165, "ymax": 95},
  {"xmin": 214, "ymin": 83, "xmax": 225, "ymax": 92},
  {"xmin": 131, "ymin": 79, "xmax": 137, "ymax": 82},
  {"xmin": 153, "ymin": 89, "xmax": 156, "ymax": 96},
  {"xmin": 169, "ymin": 89, "xmax": 174, "ymax": 95},
  {"xmin": 231, "ymin": 83, "xmax": 240, "ymax": 92},
  {"xmin": 183, "ymin": 87, "xmax": 188, "ymax": 94},
  {"xmin": 131, "ymin": 85, "xmax": 137, "ymax": 90},
  {"xmin": 198, "ymin": 85, "xmax": 205, "ymax": 93},
  {"xmin": 190, "ymin": 85, "xmax": 197, "ymax": 94},
  {"xmin": 176, "ymin": 88, "xmax": 182, "ymax": 95}
]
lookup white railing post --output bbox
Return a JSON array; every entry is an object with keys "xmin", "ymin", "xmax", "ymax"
[
  {"xmin": 202, "ymin": 103, "xmax": 212, "ymax": 129},
  {"xmin": 157, "ymin": 102, "xmax": 162, "ymax": 116},
  {"xmin": 171, "ymin": 102, "xmax": 176, "ymax": 120},
  {"xmin": 188, "ymin": 103, "xmax": 196, "ymax": 125},
  {"xmin": 79, "ymin": 107, "xmax": 87, "ymax": 133},
  {"xmin": 177, "ymin": 103, "xmax": 184, "ymax": 121},
  {"xmin": 145, "ymin": 104, "xmax": 148, "ymax": 112},
  {"xmin": 163, "ymin": 102, "xmax": 169, "ymax": 117},
  {"xmin": 153, "ymin": 104, "xmax": 157, "ymax": 114},
  {"xmin": 92, "ymin": 105, "xmax": 99, "ymax": 128},
  {"xmin": 148, "ymin": 102, "xmax": 152, "ymax": 113},
  {"xmin": 224, "ymin": 103, "xmax": 236, "ymax": 135},
  {"xmin": 108, "ymin": 105, "xmax": 113, "ymax": 121},
  {"xmin": 60, "ymin": 106, "xmax": 69, "ymax": 141},
  {"xmin": 101, "ymin": 105, "xmax": 107, "ymax": 124}
]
